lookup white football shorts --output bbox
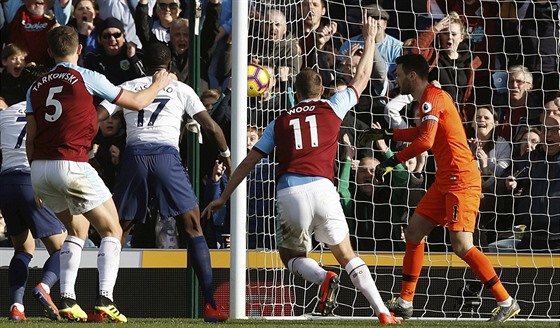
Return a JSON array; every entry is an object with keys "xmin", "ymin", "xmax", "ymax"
[
  {"xmin": 276, "ymin": 178, "xmax": 349, "ymax": 252},
  {"xmin": 30, "ymin": 160, "xmax": 112, "ymax": 215}
]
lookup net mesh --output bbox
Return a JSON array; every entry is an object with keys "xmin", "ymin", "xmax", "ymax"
[{"xmin": 240, "ymin": 0, "xmax": 559, "ymax": 320}]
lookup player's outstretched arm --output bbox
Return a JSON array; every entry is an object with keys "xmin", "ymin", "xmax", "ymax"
[
  {"xmin": 348, "ymin": 10, "xmax": 377, "ymax": 97},
  {"xmin": 115, "ymin": 69, "xmax": 175, "ymax": 110},
  {"xmin": 193, "ymin": 110, "xmax": 233, "ymax": 174},
  {"xmin": 201, "ymin": 149, "xmax": 264, "ymax": 220}
]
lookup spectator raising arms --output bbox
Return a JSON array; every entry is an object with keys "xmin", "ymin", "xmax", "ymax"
[
  {"xmin": 67, "ymin": 0, "xmax": 101, "ymax": 64},
  {"xmin": 134, "ymin": 0, "xmax": 182, "ymax": 45},
  {"xmin": 410, "ymin": 12, "xmax": 481, "ymax": 121}
]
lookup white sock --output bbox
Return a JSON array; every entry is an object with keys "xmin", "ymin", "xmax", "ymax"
[
  {"xmin": 40, "ymin": 282, "xmax": 50, "ymax": 294},
  {"xmin": 98, "ymin": 237, "xmax": 121, "ymax": 301},
  {"xmin": 399, "ymin": 297, "xmax": 412, "ymax": 307},
  {"xmin": 498, "ymin": 297, "xmax": 513, "ymax": 307},
  {"xmin": 60, "ymin": 236, "xmax": 84, "ymax": 300},
  {"xmin": 11, "ymin": 303, "xmax": 24, "ymax": 312},
  {"xmin": 345, "ymin": 257, "xmax": 389, "ymax": 315},
  {"xmin": 287, "ymin": 257, "xmax": 326, "ymax": 285}
]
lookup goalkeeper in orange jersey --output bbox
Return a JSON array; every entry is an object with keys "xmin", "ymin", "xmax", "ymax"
[{"xmin": 359, "ymin": 53, "xmax": 520, "ymax": 322}]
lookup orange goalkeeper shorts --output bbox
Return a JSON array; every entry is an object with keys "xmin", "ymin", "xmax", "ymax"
[{"xmin": 415, "ymin": 179, "xmax": 481, "ymax": 232}]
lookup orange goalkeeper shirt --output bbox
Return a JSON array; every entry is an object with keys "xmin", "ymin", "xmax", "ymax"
[{"xmin": 394, "ymin": 85, "xmax": 479, "ymax": 186}]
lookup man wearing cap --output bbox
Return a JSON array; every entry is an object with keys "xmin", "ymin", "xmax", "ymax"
[
  {"xmin": 84, "ymin": 17, "xmax": 145, "ymax": 85},
  {"xmin": 338, "ymin": 4, "xmax": 402, "ymax": 84}
]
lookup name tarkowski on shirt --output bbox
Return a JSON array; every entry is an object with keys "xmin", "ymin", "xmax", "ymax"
[{"xmin": 32, "ymin": 72, "xmax": 79, "ymax": 91}]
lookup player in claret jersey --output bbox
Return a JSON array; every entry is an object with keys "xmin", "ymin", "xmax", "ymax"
[
  {"xmin": 359, "ymin": 53, "xmax": 520, "ymax": 322},
  {"xmin": 202, "ymin": 11, "xmax": 400, "ymax": 325},
  {"xmin": 25, "ymin": 25, "xmax": 174, "ymax": 323}
]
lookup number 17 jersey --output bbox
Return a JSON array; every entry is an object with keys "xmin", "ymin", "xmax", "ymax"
[{"xmin": 100, "ymin": 77, "xmax": 206, "ymax": 153}]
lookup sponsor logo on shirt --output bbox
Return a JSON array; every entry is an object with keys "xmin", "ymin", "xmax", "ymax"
[{"xmin": 22, "ymin": 20, "xmax": 49, "ymax": 31}]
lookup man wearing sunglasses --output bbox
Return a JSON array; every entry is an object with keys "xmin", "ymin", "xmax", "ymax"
[{"xmin": 83, "ymin": 17, "xmax": 145, "ymax": 85}]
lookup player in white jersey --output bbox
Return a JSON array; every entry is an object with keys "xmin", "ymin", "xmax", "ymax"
[
  {"xmin": 98, "ymin": 42, "xmax": 231, "ymax": 322},
  {"xmin": 0, "ymin": 66, "xmax": 66, "ymax": 321},
  {"xmin": 203, "ymin": 12, "xmax": 400, "ymax": 324}
]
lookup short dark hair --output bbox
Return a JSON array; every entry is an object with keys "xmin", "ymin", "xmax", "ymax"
[
  {"xmin": 142, "ymin": 42, "xmax": 172, "ymax": 72},
  {"xmin": 294, "ymin": 68, "xmax": 322, "ymax": 99},
  {"xmin": 395, "ymin": 54, "xmax": 430, "ymax": 80},
  {"xmin": 1, "ymin": 43, "xmax": 27, "ymax": 61},
  {"xmin": 47, "ymin": 26, "xmax": 79, "ymax": 58}
]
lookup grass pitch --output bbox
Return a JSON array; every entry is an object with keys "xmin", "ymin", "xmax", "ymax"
[{"xmin": 0, "ymin": 318, "xmax": 556, "ymax": 327}]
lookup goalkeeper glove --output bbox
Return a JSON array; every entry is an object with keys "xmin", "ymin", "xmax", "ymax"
[
  {"xmin": 374, "ymin": 155, "xmax": 401, "ymax": 184},
  {"xmin": 358, "ymin": 128, "xmax": 393, "ymax": 146}
]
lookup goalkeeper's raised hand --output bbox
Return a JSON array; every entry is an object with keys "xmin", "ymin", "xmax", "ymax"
[
  {"xmin": 374, "ymin": 155, "xmax": 401, "ymax": 184},
  {"xmin": 358, "ymin": 128, "xmax": 393, "ymax": 146}
]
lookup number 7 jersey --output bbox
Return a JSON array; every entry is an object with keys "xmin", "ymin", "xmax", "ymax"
[{"xmin": 0, "ymin": 102, "xmax": 29, "ymax": 174}]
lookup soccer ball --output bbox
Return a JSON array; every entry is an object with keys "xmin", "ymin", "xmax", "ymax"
[{"xmin": 247, "ymin": 63, "xmax": 270, "ymax": 97}]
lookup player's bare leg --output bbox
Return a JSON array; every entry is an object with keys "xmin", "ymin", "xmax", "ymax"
[
  {"xmin": 330, "ymin": 235, "xmax": 400, "ymax": 324},
  {"xmin": 280, "ymin": 247, "xmax": 340, "ymax": 316},
  {"xmin": 119, "ymin": 220, "xmax": 135, "ymax": 246}
]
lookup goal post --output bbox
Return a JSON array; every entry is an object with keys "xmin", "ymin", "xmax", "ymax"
[{"xmin": 231, "ymin": 0, "xmax": 249, "ymax": 320}]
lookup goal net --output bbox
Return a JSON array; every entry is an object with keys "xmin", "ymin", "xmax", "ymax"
[{"xmin": 234, "ymin": 0, "xmax": 559, "ymax": 320}]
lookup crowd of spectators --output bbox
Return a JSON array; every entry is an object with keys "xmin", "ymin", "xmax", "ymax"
[{"xmin": 0, "ymin": 0, "xmax": 558, "ymax": 252}]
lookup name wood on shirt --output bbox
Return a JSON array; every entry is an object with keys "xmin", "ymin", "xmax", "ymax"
[{"xmin": 287, "ymin": 105, "xmax": 315, "ymax": 115}]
